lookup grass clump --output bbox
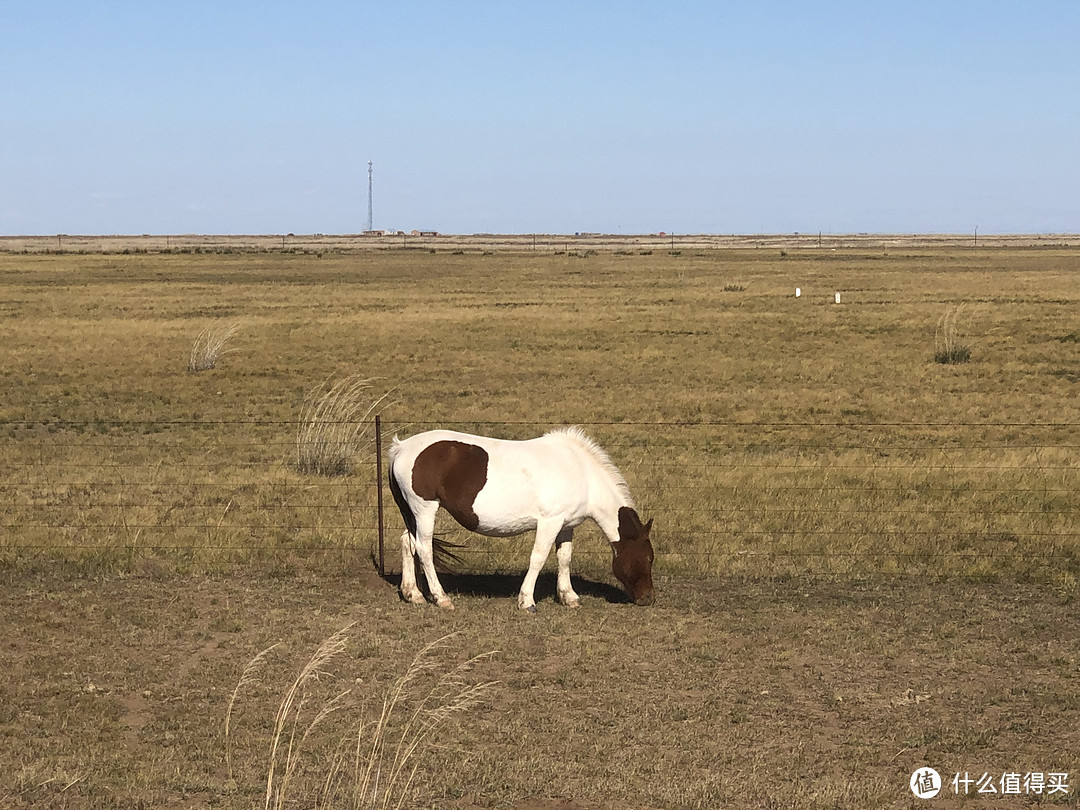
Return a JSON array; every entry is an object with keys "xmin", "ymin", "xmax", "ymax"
[
  {"xmin": 188, "ymin": 322, "xmax": 240, "ymax": 371},
  {"xmin": 296, "ymin": 375, "xmax": 389, "ymax": 476},
  {"xmin": 934, "ymin": 305, "xmax": 972, "ymax": 364},
  {"xmin": 226, "ymin": 626, "xmax": 497, "ymax": 810}
]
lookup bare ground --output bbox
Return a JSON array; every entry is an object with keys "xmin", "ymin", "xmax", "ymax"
[{"xmin": 2, "ymin": 565, "xmax": 1078, "ymax": 809}]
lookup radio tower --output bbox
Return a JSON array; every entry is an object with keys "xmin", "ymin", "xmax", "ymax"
[{"xmin": 365, "ymin": 161, "xmax": 373, "ymax": 233}]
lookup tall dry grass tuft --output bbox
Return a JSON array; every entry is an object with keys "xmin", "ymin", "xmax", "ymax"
[
  {"xmin": 257, "ymin": 624, "xmax": 354, "ymax": 810},
  {"xmin": 934, "ymin": 305, "xmax": 971, "ymax": 364},
  {"xmin": 225, "ymin": 642, "xmax": 279, "ymax": 781},
  {"xmin": 338, "ymin": 634, "xmax": 497, "ymax": 809},
  {"xmin": 227, "ymin": 627, "xmax": 497, "ymax": 810},
  {"xmin": 188, "ymin": 322, "xmax": 240, "ymax": 371},
  {"xmin": 296, "ymin": 376, "xmax": 392, "ymax": 476}
]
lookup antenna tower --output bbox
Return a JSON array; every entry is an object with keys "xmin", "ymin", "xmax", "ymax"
[{"xmin": 365, "ymin": 161, "xmax": 373, "ymax": 232}]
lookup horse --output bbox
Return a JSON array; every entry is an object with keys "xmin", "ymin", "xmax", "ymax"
[{"xmin": 387, "ymin": 426, "xmax": 655, "ymax": 612}]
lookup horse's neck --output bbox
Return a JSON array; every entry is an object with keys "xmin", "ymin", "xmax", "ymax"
[{"xmin": 586, "ymin": 467, "xmax": 631, "ymax": 544}]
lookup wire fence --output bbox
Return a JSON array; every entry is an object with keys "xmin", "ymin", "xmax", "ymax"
[{"xmin": 3, "ymin": 417, "xmax": 1079, "ymax": 582}]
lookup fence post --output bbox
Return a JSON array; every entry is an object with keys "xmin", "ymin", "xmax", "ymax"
[{"xmin": 374, "ymin": 414, "xmax": 385, "ymax": 576}]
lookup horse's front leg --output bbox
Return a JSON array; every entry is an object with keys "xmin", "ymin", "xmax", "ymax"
[
  {"xmin": 555, "ymin": 527, "xmax": 579, "ymax": 608},
  {"xmin": 518, "ymin": 517, "xmax": 562, "ymax": 613}
]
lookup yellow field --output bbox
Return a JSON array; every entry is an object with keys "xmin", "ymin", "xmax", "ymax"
[
  {"xmin": 3, "ymin": 240, "xmax": 1080, "ymax": 809},
  {"xmin": 2, "ymin": 243, "xmax": 1079, "ymax": 586}
]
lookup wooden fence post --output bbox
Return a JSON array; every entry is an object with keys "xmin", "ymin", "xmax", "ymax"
[{"xmin": 374, "ymin": 414, "xmax": 385, "ymax": 576}]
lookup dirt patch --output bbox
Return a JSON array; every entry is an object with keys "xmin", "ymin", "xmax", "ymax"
[{"xmin": 116, "ymin": 691, "xmax": 152, "ymax": 749}]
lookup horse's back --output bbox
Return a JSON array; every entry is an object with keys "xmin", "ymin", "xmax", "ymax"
[{"xmin": 478, "ymin": 434, "xmax": 591, "ymax": 528}]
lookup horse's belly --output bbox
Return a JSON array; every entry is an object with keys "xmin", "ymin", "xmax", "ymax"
[
  {"xmin": 473, "ymin": 514, "xmax": 537, "ymax": 538},
  {"xmin": 471, "ymin": 503, "xmax": 588, "ymax": 539}
]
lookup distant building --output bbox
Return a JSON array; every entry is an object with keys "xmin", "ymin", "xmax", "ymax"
[{"xmin": 410, "ymin": 230, "xmax": 439, "ymax": 237}]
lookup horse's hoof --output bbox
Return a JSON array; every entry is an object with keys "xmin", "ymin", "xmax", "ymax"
[
  {"xmin": 401, "ymin": 590, "xmax": 426, "ymax": 605},
  {"xmin": 521, "ymin": 604, "xmax": 537, "ymax": 614},
  {"xmin": 563, "ymin": 599, "xmax": 581, "ymax": 609},
  {"xmin": 435, "ymin": 598, "xmax": 455, "ymax": 610}
]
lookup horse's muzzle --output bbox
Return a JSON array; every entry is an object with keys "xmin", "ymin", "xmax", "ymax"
[{"xmin": 635, "ymin": 591, "xmax": 654, "ymax": 607}]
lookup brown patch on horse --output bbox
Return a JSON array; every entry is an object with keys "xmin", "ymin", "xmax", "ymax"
[
  {"xmin": 411, "ymin": 440, "xmax": 489, "ymax": 531},
  {"xmin": 613, "ymin": 506, "xmax": 655, "ymax": 606}
]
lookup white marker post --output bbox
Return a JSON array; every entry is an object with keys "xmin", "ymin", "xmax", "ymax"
[
  {"xmin": 795, "ymin": 287, "xmax": 802, "ymax": 298},
  {"xmin": 834, "ymin": 292, "xmax": 841, "ymax": 304}
]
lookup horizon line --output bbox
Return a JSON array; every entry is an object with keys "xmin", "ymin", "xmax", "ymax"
[{"xmin": 3, "ymin": 230, "xmax": 1079, "ymax": 239}]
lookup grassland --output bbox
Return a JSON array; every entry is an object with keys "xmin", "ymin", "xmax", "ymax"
[
  {"xmin": 1, "ymin": 240, "xmax": 1079, "ymax": 808},
  {"xmin": 2, "ymin": 242, "xmax": 1079, "ymax": 582}
]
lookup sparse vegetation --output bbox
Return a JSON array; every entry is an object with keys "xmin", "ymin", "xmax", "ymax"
[
  {"xmin": 225, "ymin": 643, "xmax": 279, "ymax": 781},
  {"xmin": 2, "ymin": 242, "xmax": 1080, "ymax": 809},
  {"xmin": 4, "ymin": 575, "xmax": 1080, "ymax": 809}
]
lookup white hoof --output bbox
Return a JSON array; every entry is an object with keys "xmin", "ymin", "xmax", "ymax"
[
  {"xmin": 401, "ymin": 588, "xmax": 426, "ymax": 605},
  {"xmin": 435, "ymin": 596, "xmax": 455, "ymax": 610}
]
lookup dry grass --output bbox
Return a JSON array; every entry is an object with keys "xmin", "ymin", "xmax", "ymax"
[
  {"xmin": 2, "ymin": 574, "xmax": 1079, "ymax": 809},
  {"xmin": 188, "ymin": 321, "xmax": 240, "ymax": 371},
  {"xmin": 3, "ymin": 242, "xmax": 1080, "ymax": 808},
  {"xmin": 296, "ymin": 376, "xmax": 391, "ymax": 476},
  {"xmin": 0, "ymin": 246, "xmax": 1078, "ymax": 585},
  {"xmin": 5, "ymin": 232, "xmax": 1079, "ymax": 255},
  {"xmin": 226, "ymin": 642, "xmax": 279, "ymax": 780},
  {"xmin": 261, "ymin": 624, "xmax": 352, "ymax": 809},
  {"xmin": 934, "ymin": 305, "xmax": 971, "ymax": 364},
  {"xmin": 331, "ymin": 635, "xmax": 497, "ymax": 810},
  {"xmin": 225, "ymin": 626, "xmax": 497, "ymax": 810}
]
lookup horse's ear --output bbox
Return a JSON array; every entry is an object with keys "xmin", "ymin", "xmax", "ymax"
[
  {"xmin": 618, "ymin": 506, "xmax": 642, "ymax": 539},
  {"xmin": 618, "ymin": 507, "xmax": 653, "ymax": 542}
]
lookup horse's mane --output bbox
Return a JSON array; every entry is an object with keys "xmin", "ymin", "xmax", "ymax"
[{"xmin": 546, "ymin": 426, "xmax": 635, "ymax": 508}]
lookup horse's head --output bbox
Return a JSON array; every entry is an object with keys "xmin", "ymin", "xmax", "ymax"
[{"xmin": 612, "ymin": 507, "xmax": 655, "ymax": 606}]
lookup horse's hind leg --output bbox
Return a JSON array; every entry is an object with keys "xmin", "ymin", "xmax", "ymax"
[
  {"xmin": 399, "ymin": 531, "xmax": 427, "ymax": 604},
  {"xmin": 411, "ymin": 508, "xmax": 454, "ymax": 609},
  {"xmin": 415, "ymin": 543, "xmax": 453, "ymax": 610}
]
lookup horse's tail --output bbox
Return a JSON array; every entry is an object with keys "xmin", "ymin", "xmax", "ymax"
[
  {"xmin": 387, "ymin": 437, "xmax": 417, "ymax": 538},
  {"xmin": 387, "ymin": 436, "xmax": 464, "ymax": 574}
]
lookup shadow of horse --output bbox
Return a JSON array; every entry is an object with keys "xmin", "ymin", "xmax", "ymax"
[{"xmin": 376, "ymin": 560, "xmax": 630, "ymax": 606}]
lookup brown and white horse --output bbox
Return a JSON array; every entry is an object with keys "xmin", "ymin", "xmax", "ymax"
[{"xmin": 388, "ymin": 427, "xmax": 655, "ymax": 611}]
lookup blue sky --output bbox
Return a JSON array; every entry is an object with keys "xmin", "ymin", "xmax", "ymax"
[{"xmin": 2, "ymin": 1, "xmax": 1077, "ymax": 235}]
